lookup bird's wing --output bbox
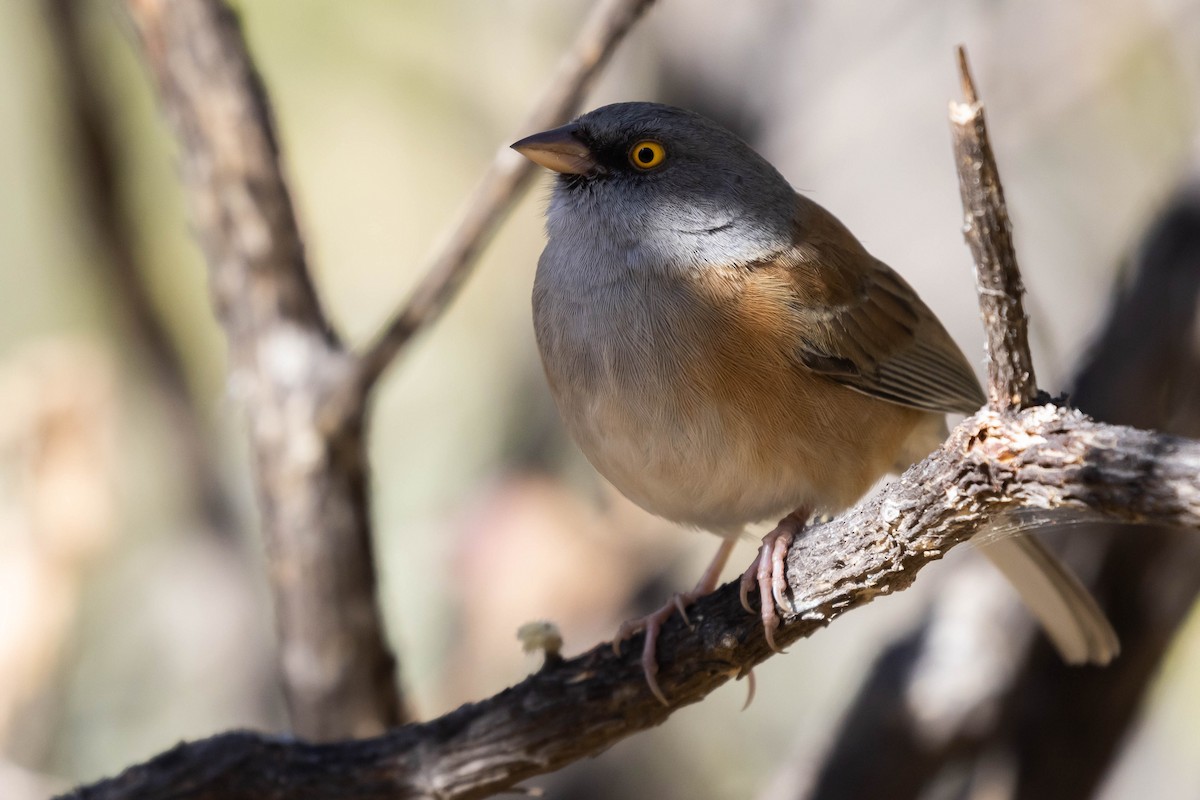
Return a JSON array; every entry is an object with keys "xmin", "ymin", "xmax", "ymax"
[{"xmin": 754, "ymin": 195, "xmax": 985, "ymax": 415}]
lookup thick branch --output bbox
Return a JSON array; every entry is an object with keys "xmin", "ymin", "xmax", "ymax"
[
  {"xmin": 60, "ymin": 408, "xmax": 1200, "ymax": 800},
  {"xmin": 354, "ymin": 0, "xmax": 658, "ymax": 389},
  {"xmin": 951, "ymin": 47, "xmax": 1038, "ymax": 409},
  {"xmin": 124, "ymin": 0, "xmax": 406, "ymax": 736}
]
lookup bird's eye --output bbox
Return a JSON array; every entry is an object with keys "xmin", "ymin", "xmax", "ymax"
[{"xmin": 628, "ymin": 140, "xmax": 666, "ymax": 170}]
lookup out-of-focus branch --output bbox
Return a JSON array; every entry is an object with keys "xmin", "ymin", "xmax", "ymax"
[
  {"xmin": 44, "ymin": 0, "xmax": 236, "ymax": 538},
  {"xmin": 951, "ymin": 46, "xmax": 1039, "ymax": 409},
  {"xmin": 122, "ymin": 0, "xmax": 658, "ymax": 741},
  {"xmin": 57, "ymin": 407, "xmax": 1200, "ymax": 800},
  {"xmin": 123, "ymin": 0, "xmax": 407, "ymax": 738},
  {"xmin": 0, "ymin": 344, "xmax": 116, "ymax": 765},
  {"xmin": 121, "ymin": 0, "xmax": 660, "ymax": 742},
  {"xmin": 354, "ymin": 0, "xmax": 658, "ymax": 390}
]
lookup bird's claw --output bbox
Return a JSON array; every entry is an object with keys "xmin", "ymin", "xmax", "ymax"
[{"xmin": 740, "ymin": 512, "xmax": 807, "ymax": 651}]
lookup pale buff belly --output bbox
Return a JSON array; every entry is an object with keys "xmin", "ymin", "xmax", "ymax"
[
  {"xmin": 534, "ymin": 277, "xmax": 928, "ymax": 534},
  {"xmin": 551, "ymin": 362, "xmax": 923, "ymax": 533}
]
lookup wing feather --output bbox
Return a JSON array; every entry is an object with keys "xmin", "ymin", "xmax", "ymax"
[{"xmin": 761, "ymin": 195, "xmax": 986, "ymax": 415}]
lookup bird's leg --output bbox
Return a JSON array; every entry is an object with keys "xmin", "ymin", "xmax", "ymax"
[
  {"xmin": 739, "ymin": 508, "xmax": 811, "ymax": 652},
  {"xmin": 615, "ymin": 537, "xmax": 738, "ymax": 705}
]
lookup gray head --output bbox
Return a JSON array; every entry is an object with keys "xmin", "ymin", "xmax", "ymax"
[{"xmin": 512, "ymin": 102, "xmax": 797, "ymax": 272}]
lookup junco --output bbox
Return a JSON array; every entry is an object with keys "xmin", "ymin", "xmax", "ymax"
[{"xmin": 513, "ymin": 102, "xmax": 1117, "ymax": 704}]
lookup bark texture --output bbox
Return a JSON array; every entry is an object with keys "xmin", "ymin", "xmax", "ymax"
[{"xmin": 951, "ymin": 48, "xmax": 1039, "ymax": 409}]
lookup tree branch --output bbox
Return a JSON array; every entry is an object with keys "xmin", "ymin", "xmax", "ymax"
[
  {"xmin": 354, "ymin": 0, "xmax": 658, "ymax": 390},
  {"xmin": 124, "ymin": 0, "xmax": 407, "ymax": 737},
  {"xmin": 59, "ymin": 409, "xmax": 1200, "ymax": 800},
  {"xmin": 122, "ymin": 0, "xmax": 658, "ymax": 744},
  {"xmin": 951, "ymin": 46, "xmax": 1038, "ymax": 409}
]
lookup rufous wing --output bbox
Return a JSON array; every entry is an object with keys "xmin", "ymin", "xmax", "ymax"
[{"xmin": 761, "ymin": 195, "xmax": 986, "ymax": 415}]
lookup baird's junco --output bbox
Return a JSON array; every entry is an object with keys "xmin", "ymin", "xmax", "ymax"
[{"xmin": 513, "ymin": 102, "xmax": 1117, "ymax": 704}]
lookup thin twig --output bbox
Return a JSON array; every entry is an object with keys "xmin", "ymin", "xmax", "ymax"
[
  {"xmin": 58, "ymin": 409, "xmax": 1200, "ymax": 800},
  {"xmin": 956, "ymin": 46, "xmax": 978, "ymax": 105},
  {"xmin": 354, "ymin": 0, "xmax": 658, "ymax": 390},
  {"xmin": 951, "ymin": 45, "xmax": 1038, "ymax": 409}
]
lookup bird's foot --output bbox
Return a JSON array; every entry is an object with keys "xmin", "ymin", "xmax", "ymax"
[
  {"xmin": 613, "ymin": 590, "xmax": 703, "ymax": 705},
  {"xmin": 614, "ymin": 538, "xmax": 737, "ymax": 705},
  {"xmin": 739, "ymin": 509, "xmax": 810, "ymax": 652}
]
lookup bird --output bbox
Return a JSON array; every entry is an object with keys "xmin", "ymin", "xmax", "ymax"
[{"xmin": 511, "ymin": 101, "xmax": 1118, "ymax": 704}]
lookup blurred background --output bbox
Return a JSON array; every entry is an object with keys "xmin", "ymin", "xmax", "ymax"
[{"xmin": 2, "ymin": 0, "xmax": 1199, "ymax": 797}]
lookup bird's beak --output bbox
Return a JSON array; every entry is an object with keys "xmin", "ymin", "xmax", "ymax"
[{"xmin": 511, "ymin": 123, "xmax": 597, "ymax": 175}]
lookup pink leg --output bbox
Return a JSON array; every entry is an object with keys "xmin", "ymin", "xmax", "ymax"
[
  {"xmin": 739, "ymin": 508, "xmax": 810, "ymax": 652},
  {"xmin": 615, "ymin": 537, "xmax": 738, "ymax": 705}
]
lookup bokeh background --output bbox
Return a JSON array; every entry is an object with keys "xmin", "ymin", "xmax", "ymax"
[{"xmin": 2, "ymin": 0, "xmax": 1199, "ymax": 797}]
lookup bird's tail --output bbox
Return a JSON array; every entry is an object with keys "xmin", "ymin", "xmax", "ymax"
[{"xmin": 979, "ymin": 534, "xmax": 1119, "ymax": 664}]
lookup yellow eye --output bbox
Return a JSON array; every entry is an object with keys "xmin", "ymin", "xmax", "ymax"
[{"xmin": 629, "ymin": 140, "xmax": 666, "ymax": 170}]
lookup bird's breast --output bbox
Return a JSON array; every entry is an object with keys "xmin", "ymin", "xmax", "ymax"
[{"xmin": 532, "ymin": 254, "xmax": 923, "ymax": 531}]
